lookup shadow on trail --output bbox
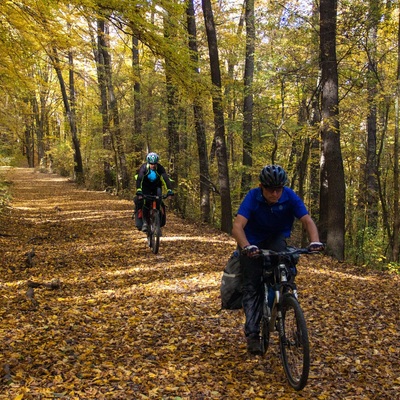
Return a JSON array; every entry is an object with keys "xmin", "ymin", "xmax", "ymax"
[{"xmin": 1, "ymin": 168, "xmax": 399, "ymax": 400}]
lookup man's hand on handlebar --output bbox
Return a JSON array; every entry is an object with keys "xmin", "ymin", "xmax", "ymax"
[
  {"xmin": 308, "ymin": 242, "xmax": 324, "ymax": 252},
  {"xmin": 243, "ymin": 245, "xmax": 260, "ymax": 258}
]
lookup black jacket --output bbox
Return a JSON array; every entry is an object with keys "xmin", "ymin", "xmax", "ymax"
[{"xmin": 136, "ymin": 163, "xmax": 173, "ymax": 193}]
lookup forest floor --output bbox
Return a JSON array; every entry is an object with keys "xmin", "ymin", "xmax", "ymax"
[{"xmin": 0, "ymin": 167, "xmax": 399, "ymax": 400}]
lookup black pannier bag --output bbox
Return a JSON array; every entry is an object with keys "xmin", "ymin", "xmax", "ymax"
[
  {"xmin": 133, "ymin": 195, "xmax": 142, "ymax": 230},
  {"xmin": 133, "ymin": 196, "xmax": 166, "ymax": 229},
  {"xmin": 220, "ymin": 250, "xmax": 243, "ymax": 310}
]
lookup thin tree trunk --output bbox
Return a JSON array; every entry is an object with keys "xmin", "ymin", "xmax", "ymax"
[
  {"xmin": 202, "ymin": 0, "xmax": 233, "ymax": 234},
  {"xmin": 241, "ymin": 0, "xmax": 255, "ymax": 198},
  {"xmin": 100, "ymin": 21, "xmax": 130, "ymax": 190},
  {"xmin": 132, "ymin": 34, "xmax": 143, "ymax": 166},
  {"xmin": 365, "ymin": 0, "xmax": 380, "ymax": 229},
  {"xmin": 187, "ymin": 0, "xmax": 211, "ymax": 223},
  {"xmin": 164, "ymin": 14, "xmax": 179, "ymax": 188},
  {"xmin": 38, "ymin": 68, "xmax": 48, "ymax": 168},
  {"xmin": 96, "ymin": 19, "xmax": 114, "ymax": 188},
  {"xmin": 376, "ymin": 102, "xmax": 391, "ymax": 255},
  {"xmin": 392, "ymin": 9, "xmax": 400, "ymax": 261},
  {"xmin": 31, "ymin": 94, "xmax": 44, "ymax": 166},
  {"xmin": 309, "ymin": 5, "xmax": 322, "ymax": 230},
  {"xmin": 225, "ymin": 3, "xmax": 244, "ymax": 164},
  {"xmin": 23, "ymin": 100, "xmax": 34, "ymax": 168},
  {"xmin": 67, "ymin": 50, "xmax": 85, "ymax": 184},
  {"xmin": 319, "ymin": 0, "xmax": 345, "ymax": 260},
  {"xmin": 50, "ymin": 46, "xmax": 84, "ymax": 184}
]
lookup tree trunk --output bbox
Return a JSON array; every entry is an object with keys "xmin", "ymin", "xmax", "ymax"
[
  {"xmin": 392, "ymin": 9, "xmax": 400, "ymax": 262},
  {"xmin": 50, "ymin": 46, "xmax": 84, "ymax": 184},
  {"xmin": 164, "ymin": 14, "xmax": 179, "ymax": 189},
  {"xmin": 39, "ymin": 70, "xmax": 48, "ymax": 168},
  {"xmin": 319, "ymin": 0, "xmax": 345, "ymax": 260},
  {"xmin": 241, "ymin": 0, "xmax": 255, "ymax": 198},
  {"xmin": 309, "ymin": 4, "xmax": 323, "ymax": 230},
  {"xmin": 132, "ymin": 34, "xmax": 143, "ymax": 167},
  {"xmin": 187, "ymin": 0, "xmax": 211, "ymax": 223},
  {"xmin": 100, "ymin": 21, "xmax": 130, "ymax": 190},
  {"xmin": 31, "ymin": 94, "xmax": 45, "ymax": 167},
  {"xmin": 96, "ymin": 19, "xmax": 114, "ymax": 188},
  {"xmin": 202, "ymin": 0, "xmax": 233, "ymax": 234},
  {"xmin": 68, "ymin": 50, "xmax": 85, "ymax": 184},
  {"xmin": 225, "ymin": 4, "xmax": 244, "ymax": 165},
  {"xmin": 23, "ymin": 107, "xmax": 34, "ymax": 168},
  {"xmin": 365, "ymin": 0, "xmax": 380, "ymax": 229}
]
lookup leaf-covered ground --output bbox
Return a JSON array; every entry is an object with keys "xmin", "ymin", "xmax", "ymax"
[{"xmin": 0, "ymin": 167, "xmax": 399, "ymax": 400}]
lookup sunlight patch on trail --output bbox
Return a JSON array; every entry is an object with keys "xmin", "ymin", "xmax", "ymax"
[
  {"xmin": 154, "ymin": 235, "xmax": 234, "ymax": 244},
  {"xmin": 307, "ymin": 266, "xmax": 384, "ymax": 282},
  {"xmin": 105, "ymin": 261, "xmax": 205, "ymax": 277}
]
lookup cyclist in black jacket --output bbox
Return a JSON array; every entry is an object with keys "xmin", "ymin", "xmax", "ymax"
[{"xmin": 135, "ymin": 152, "xmax": 174, "ymax": 232}]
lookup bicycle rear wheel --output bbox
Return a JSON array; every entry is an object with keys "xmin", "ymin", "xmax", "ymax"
[
  {"xmin": 279, "ymin": 293, "xmax": 310, "ymax": 391},
  {"xmin": 150, "ymin": 211, "xmax": 161, "ymax": 254}
]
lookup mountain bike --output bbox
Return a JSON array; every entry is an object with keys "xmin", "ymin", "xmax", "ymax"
[
  {"xmin": 246, "ymin": 247, "xmax": 314, "ymax": 391},
  {"xmin": 142, "ymin": 192, "xmax": 171, "ymax": 254}
]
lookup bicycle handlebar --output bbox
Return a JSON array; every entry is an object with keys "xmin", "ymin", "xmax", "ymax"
[
  {"xmin": 242, "ymin": 247, "xmax": 319, "ymax": 257},
  {"xmin": 260, "ymin": 248, "xmax": 313, "ymax": 257},
  {"xmin": 141, "ymin": 193, "xmax": 172, "ymax": 200}
]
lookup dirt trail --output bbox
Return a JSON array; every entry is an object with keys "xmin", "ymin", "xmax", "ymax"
[{"xmin": 0, "ymin": 167, "xmax": 399, "ymax": 399}]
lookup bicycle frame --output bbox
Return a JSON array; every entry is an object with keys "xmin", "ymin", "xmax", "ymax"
[
  {"xmin": 258, "ymin": 247, "xmax": 313, "ymax": 391},
  {"xmin": 141, "ymin": 192, "xmax": 170, "ymax": 254},
  {"xmin": 262, "ymin": 249, "xmax": 306, "ymax": 330}
]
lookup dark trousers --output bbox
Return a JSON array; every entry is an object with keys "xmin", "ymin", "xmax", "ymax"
[{"xmin": 240, "ymin": 235, "xmax": 287, "ymax": 337}]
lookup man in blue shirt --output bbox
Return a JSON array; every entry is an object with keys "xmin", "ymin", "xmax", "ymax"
[{"xmin": 232, "ymin": 165, "xmax": 323, "ymax": 355}]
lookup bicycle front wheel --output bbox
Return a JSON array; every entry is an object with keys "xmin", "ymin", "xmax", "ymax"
[
  {"xmin": 279, "ymin": 293, "xmax": 310, "ymax": 391},
  {"xmin": 146, "ymin": 230, "xmax": 152, "ymax": 248},
  {"xmin": 260, "ymin": 303, "xmax": 270, "ymax": 354},
  {"xmin": 150, "ymin": 211, "xmax": 161, "ymax": 254}
]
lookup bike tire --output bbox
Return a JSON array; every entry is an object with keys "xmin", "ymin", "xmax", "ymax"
[
  {"xmin": 260, "ymin": 303, "xmax": 270, "ymax": 354},
  {"xmin": 279, "ymin": 293, "xmax": 310, "ymax": 391},
  {"xmin": 150, "ymin": 211, "xmax": 161, "ymax": 254}
]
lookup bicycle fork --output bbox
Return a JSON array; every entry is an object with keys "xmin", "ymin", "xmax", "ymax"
[
  {"xmin": 269, "ymin": 263, "xmax": 299, "ymax": 335},
  {"xmin": 149, "ymin": 199, "xmax": 159, "ymax": 224}
]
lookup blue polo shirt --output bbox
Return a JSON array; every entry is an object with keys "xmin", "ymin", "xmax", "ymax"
[{"xmin": 237, "ymin": 187, "xmax": 308, "ymax": 245}]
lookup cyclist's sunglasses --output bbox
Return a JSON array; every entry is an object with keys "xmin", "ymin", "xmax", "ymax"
[{"xmin": 262, "ymin": 185, "xmax": 283, "ymax": 193}]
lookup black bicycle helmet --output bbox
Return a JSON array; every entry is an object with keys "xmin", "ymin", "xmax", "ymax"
[{"xmin": 259, "ymin": 165, "xmax": 288, "ymax": 187}]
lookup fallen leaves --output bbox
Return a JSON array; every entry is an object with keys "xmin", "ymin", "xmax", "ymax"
[{"xmin": 0, "ymin": 168, "xmax": 399, "ymax": 399}]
